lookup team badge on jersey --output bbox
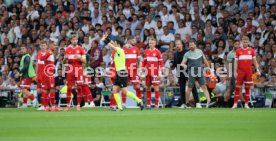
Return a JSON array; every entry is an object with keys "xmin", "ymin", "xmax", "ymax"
[
  {"xmin": 77, "ymin": 50, "xmax": 80, "ymax": 54},
  {"xmin": 153, "ymin": 53, "xmax": 156, "ymax": 56},
  {"xmin": 248, "ymin": 51, "xmax": 251, "ymax": 54}
]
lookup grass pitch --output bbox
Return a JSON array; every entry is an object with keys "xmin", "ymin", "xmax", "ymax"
[{"xmin": 0, "ymin": 108, "xmax": 275, "ymax": 141}]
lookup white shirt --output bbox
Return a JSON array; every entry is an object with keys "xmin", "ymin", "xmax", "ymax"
[
  {"xmin": 123, "ymin": 8, "xmax": 131, "ymax": 19},
  {"xmin": 82, "ymin": 43, "xmax": 91, "ymax": 53},
  {"xmin": 39, "ymin": 0, "xmax": 47, "ymax": 7},
  {"xmin": 160, "ymin": 14, "xmax": 170, "ymax": 26},
  {"xmin": 81, "ymin": 24, "xmax": 90, "ymax": 34},
  {"xmin": 175, "ymin": 27, "xmax": 192, "ymax": 41},
  {"xmin": 27, "ymin": 10, "xmax": 40, "ymax": 20},
  {"xmin": 144, "ymin": 20, "xmax": 157, "ymax": 29},
  {"xmin": 155, "ymin": 27, "xmax": 164, "ymax": 41},
  {"xmin": 160, "ymin": 33, "xmax": 175, "ymax": 49},
  {"xmin": 50, "ymin": 29, "xmax": 60, "ymax": 40}
]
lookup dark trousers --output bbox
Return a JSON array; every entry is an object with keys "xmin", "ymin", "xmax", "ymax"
[{"xmin": 179, "ymin": 77, "xmax": 199, "ymax": 104}]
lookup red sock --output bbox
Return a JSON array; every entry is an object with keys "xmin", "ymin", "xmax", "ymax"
[
  {"xmin": 234, "ymin": 87, "xmax": 241, "ymax": 104},
  {"xmin": 245, "ymin": 87, "xmax": 250, "ymax": 104},
  {"xmin": 66, "ymin": 87, "xmax": 72, "ymax": 107},
  {"xmin": 122, "ymin": 92, "xmax": 126, "ymax": 105},
  {"xmin": 45, "ymin": 94, "xmax": 49, "ymax": 107},
  {"xmin": 146, "ymin": 91, "xmax": 151, "ymax": 106},
  {"xmin": 155, "ymin": 91, "xmax": 160, "ymax": 106},
  {"xmin": 50, "ymin": 92, "xmax": 56, "ymax": 107},
  {"xmin": 23, "ymin": 97, "xmax": 27, "ymax": 104},
  {"xmin": 135, "ymin": 88, "xmax": 142, "ymax": 99},
  {"xmin": 84, "ymin": 86, "xmax": 94, "ymax": 102},
  {"xmin": 83, "ymin": 85, "xmax": 88, "ymax": 103},
  {"xmin": 28, "ymin": 95, "xmax": 34, "ymax": 101},
  {"xmin": 110, "ymin": 93, "xmax": 116, "ymax": 107},
  {"xmin": 77, "ymin": 86, "xmax": 83, "ymax": 105},
  {"xmin": 41, "ymin": 92, "xmax": 47, "ymax": 106}
]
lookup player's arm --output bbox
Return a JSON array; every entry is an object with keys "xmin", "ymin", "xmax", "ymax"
[
  {"xmin": 252, "ymin": 50, "xmax": 260, "ymax": 74},
  {"xmin": 108, "ymin": 42, "xmax": 120, "ymax": 52},
  {"xmin": 180, "ymin": 53, "xmax": 188, "ymax": 69},
  {"xmin": 253, "ymin": 58, "xmax": 259, "ymax": 72},
  {"xmin": 201, "ymin": 50, "xmax": 210, "ymax": 69},
  {"xmin": 79, "ymin": 50, "xmax": 87, "ymax": 64},
  {"xmin": 80, "ymin": 55, "xmax": 86, "ymax": 64},
  {"xmin": 253, "ymin": 58, "xmax": 260, "ymax": 76}
]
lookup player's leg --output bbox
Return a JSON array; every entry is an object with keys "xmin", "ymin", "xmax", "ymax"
[
  {"xmin": 198, "ymin": 76, "xmax": 211, "ymax": 107},
  {"xmin": 145, "ymin": 75, "xmax": 152, "ymax": 108},
  {"xmin": 83, "ymin": 84, "xmax": 95, "ymax": 107},
  {"xmin": 244, "ymin": 73, "xmax": 254, "ymax": 109},
  {"xmin": 76, "ymin": 75, "xmax": 84, "ymax": 111},
  {"xmin": 82, "ymin": 76, "xmax": 89, "ymax": 107},
  {"xmin": 82, "ymin": 85, "xmax": 89, "ymax": 107},
  {"xmin": 36, "ymin": 80, "xmax": 45, "ymax": 110},
  {"xmin": 121, "ymin": 75, "xmax": 128, "ymax": 107},
  {"xmin": 113, "ymin": 85, "xmax": 122, "ymax": 110},
  {"xmin": 186, "ymin": 75, "xmax": 195, "ymax": 107},
  {"xmin": 46, "ymin": 77, "xmax": 58, "ymax": 111},
  {"xmin": 178, "ymin": 78, "xmax": 187, "ymax": 107},
  {"xmin": 37, "ymin": 82, "xmax": 46, "ymax": 110},
  {"xmin": 131, "ymin": 71, "xmax": 142, "ymax": 99},
  {"xmin": 232, "ymin": 72, "xmax": 245, "ymax": 109},
  {"xmin": 20, "ymin": 78, "xmax": 36, "ymax": 108},
  {"xmin": 65, "ymin": 75, "xmax": 74, "ymax": 111},
  {"xmin": 153, "ymin": 85, "xmax": 160, "ymax": 108}
]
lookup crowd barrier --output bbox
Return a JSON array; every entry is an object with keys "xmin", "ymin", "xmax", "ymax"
[{"xmin": 0, "ymin": 85, "xmax": 275, "ymax": 108}]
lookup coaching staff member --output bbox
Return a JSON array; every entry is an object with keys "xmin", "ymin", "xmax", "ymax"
[{"xmin": 171, "ymin": 39, "xmax": 201, "ymax": 108}]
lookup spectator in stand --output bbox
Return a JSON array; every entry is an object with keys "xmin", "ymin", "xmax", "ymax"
[{"xmin": 0, "ymin": 0, "xmax": 274, "ymax": 109}]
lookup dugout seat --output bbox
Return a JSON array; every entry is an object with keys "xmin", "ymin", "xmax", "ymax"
[
  {"xmin": 100, "ymin": 88, "xmax": 112, "ymax": 107},
  {"xmin": 58, "ymin": 85, "xmax": 74, "ymax": 107}
]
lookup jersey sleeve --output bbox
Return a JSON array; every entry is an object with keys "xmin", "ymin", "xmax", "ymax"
[
  {"xmin": 80, "ymin": 47, "xmax": 85, "ymax": 56},
  {"xmin": 183, "ymin": 52, "xmax": 188, "ymax": 63},
  {"xmin": 136, "ymin": 47, "xmax": 141, "ymax": 58},
  {"xmin": 226, "ymin": 53, "xmax": 232, "ymax": 62},
  {"xmin": 251, "ymin": 48, "xmax": 256, "ymax": 59},
  {"xmin": 200, "ymin": 49, "xmax": 207, "ymax": 62},
  {"xmin": 235, "ymin": 49, "xmax": 240, "ymax": 60}
]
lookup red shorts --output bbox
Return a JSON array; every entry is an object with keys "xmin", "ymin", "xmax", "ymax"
[
  {"xmin": 146, "ymin": 75, "xmax": 160, "ymax": 87},
  {"xmin": 109, "ymin": 68, "xmax": 116, "ymax": 84},
  {"xmin": 236, "ymin": 71, "xmax": 253, "ymax": 86},
  {"xmin": 42, "ymin": 77, "xmax": 55, "ymax": 90},
  {"xmin": 83, "ymin": 75, "xmax": 92, "ymax": 85},
  {"xmin": 128, "ymin": 69, "xmax": 139, "ymax": 85},
  {"xmin": 20, "ymin": 78, "xmax": 32, "ymax": 89},
  {"xmin": 66, "ymin": 74, "xmax": 84, "ymax": 86}
]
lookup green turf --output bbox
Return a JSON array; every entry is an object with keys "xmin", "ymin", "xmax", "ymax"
[{"xmin": 0, "ymin": 108, "xmax": 275, "ymax": 141}]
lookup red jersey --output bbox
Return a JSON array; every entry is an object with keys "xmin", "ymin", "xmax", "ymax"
[
  {"xmin": 142, "ymin": 48, "xmax": 163, "ymax": 75},
  {"xmin": 37, "ymin": 52, "xmax": 45, "ymax": 81},
  {"xmin": 235, "ymin": 47, "xmax": 255, "ymax": 72},
  {"xmin": 124, "ymin": 46, "xmax": 140, "ymax": 70},
  {"xmin": 65, "ymin": 45, "xmax": 86, "ymax": 75},
  {"xmin": 42, "ymin": 51, "xmax": 55, "ymax": 77}
]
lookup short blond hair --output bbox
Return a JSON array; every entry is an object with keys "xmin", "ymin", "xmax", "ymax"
[{"xmin": 242, "ymin": 36, "xmax": 249, "ymax": 41}]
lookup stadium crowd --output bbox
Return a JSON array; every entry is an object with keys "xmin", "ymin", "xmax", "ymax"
[{"xmin": 0, "ymin": 0, "xmax": 275, "ymax": 107}]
